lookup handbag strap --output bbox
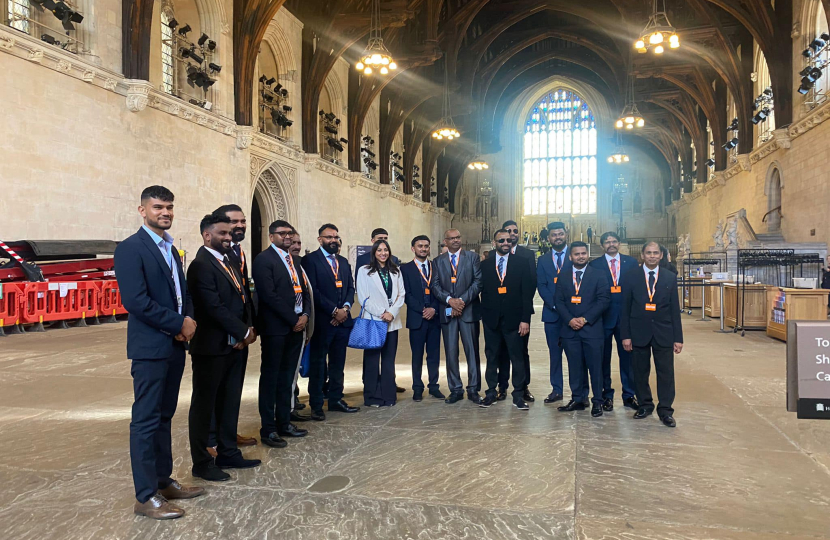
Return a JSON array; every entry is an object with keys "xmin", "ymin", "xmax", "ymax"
[{"xmin": 358, "ymin": 297, "xmax": 376, "ymax": 320}]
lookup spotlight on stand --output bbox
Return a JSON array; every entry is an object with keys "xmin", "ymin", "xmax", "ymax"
[
  {"xmin": 705, "ymin": 158, "xmax": 715, "ymax": 168},
  {"xmin": 198, "ymin": 33, "xmax": 209, "ymax": 46},
  {"xmin": 265, "ymin": 77, "xmax": 276, "ymax": 86},
  {"xmin": 722, "ymin": 138, "xmax": 738, "ymax": 151},
  {"xmin": 726, "ymin": 118, "xmax": 738, "ymax": 132},
  {"xmin": 52, "ymin": 1, "xmax": 84, "ymax": 31},
  {"xmin": 40, "ymin": 33, "xmax": 60, "ymax": 46},
  {"xmin": 167, "ymin": 18, "xmax": 178, "ymax": 30},
  {"xmin": 327, "ymin": 138, "xmax": 344, "ymax": 152},
  {"xmin": 178, "ymin": 24, "xmax": 192, "ymax": 36},
  {"xmin": 208, "ymin": 63, "xmax": 221, "ymax": 73}
]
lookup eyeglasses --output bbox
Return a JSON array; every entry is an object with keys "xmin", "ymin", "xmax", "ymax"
[
  {"xmin": 272, "ymin": 230, "xmax": 294, "ymax": 237},
  {"xmin": 495, "ymin": 238, "xmax": 511, "ymax": 243},
  {"xmin": 505, "ymin": 228, "xmax": 518, "ymax": 234},
  {"xmin": 445, "ymin": 235, "xmax": 461, "ymax": 241},
  {"xmin": 320, "ymin": 235, "xmax": 341, "ymax": 241}
]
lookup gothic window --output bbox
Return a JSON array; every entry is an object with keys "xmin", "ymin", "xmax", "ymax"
[
  {"xmin": 160, "ymin": 9, "xmax": 176, "ymax": 95},
  {"xmin": 7, "ymin": 0, "xmax": 30, "ymax": 33},
  {"xmin": 522, "ymin": 90, "xmax": 598, "ymax": 216}
]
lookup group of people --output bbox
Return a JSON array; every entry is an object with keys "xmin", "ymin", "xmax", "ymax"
[{"xmin": 115, "ymin": 185, "xmax": 684, "ymax": 520}]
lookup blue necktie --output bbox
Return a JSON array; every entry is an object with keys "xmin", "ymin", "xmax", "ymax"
[
  {"xmin": 422, "ymin": 263, "xmax": 429, "ymax": 281},
  {"xmin": 329, "ymin": 254, "xmax": 337, "ymax": 273},
  {"xmin": 451, "ymin": 253, "xmax": 456, "ymax": 268},
  {"xmin": 556, "ymin": 251, "xmax": 563, "ymax": 269},
  {"xmin": 498, "ymin": 256, "xmax": 504, "ymax": 278}
]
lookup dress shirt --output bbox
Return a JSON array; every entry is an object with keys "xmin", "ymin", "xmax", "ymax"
[
  {"xmin": 318, "ymin": 245, "xmax": 351, "ymax": 310},
  {"xmin": 445, "ymin": 249, "xmax": 462, "ymax": 315},
  {"xmin": 604, "ymin": 252, "xmax": 621, "ymax": 283},
  {"xmin": 142, "ymin": 225, "xmax": 182, "ymax": 314},
  {"xmin": 644, "ymin": 265, "xmax": 660, "ymax": 279},
  {"xmin": 496, "ymin": 252, "xmax": 509, "ymax": 275},
  {"xmin": 270, "ymin": 243, "xmax": 306, "ymax": 315}
]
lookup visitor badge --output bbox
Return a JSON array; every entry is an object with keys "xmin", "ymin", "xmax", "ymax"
[
  {"xmin": 611, "ymin": 286, "xmax": 621, "ymax": 293},
  {"xmin": 498, "ymin": 287, "xmax": 507, "ymax": 294},
  {"xmin": 451, "ymin": 277, "xmax": 457, "ymax": 284},
  {"xmin": 335, "ymin": 280, "xmax": 343, "ymax": 288},
  {"xmin": 645, "ymin": 303, "xmax": 656, "ymax": 311},
  {"xmin": 425, "ymin": 288, "xmax": 430, "ymax": 295},
  {"xmin": 554, "ymin": 277, "xmax": 558, "ymax": 284},
  {"xmin": 293, "ymin": 285, "xmax": 302, "ymax": 293},
  {"xmin": 571, "ymin": 296, "xmax": 581, "ymax": 304}
]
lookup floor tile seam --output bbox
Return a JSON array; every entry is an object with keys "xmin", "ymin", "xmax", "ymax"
[{"xmin": 573, "ymin": 515, "xmax": 830, "ymax": 539}]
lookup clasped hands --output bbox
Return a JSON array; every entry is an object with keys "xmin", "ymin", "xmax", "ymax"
[
  {"xmin": 622, "ymin": 339, "xmax": 683, "ymax": 355},
  {"xmin": 175, "ymin": 316, "xmax": 197, "ymax": 342},
  {"xmin": 293, "ymin": 314, "xmax": 309, "ymax": 333},
  {"xmin": 569, "ymin": 317, "xmax": 587, "ymax": 331},
  {"xmin": 233, "ymin": 327, "xmax": 257, "ymax": 350},
  {"xmin": 422, "ymin": 307, "xmax": 436, "ymax": 320},
  {"xmin": 448, "ymin": 298, "xmax": 465, "ymax": 317},
  {"xmin": 330, "ymin": 307, "xmax": 350, "ymax": 326}
]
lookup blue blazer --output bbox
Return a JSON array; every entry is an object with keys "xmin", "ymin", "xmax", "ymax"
[
  {"xmin": 554, "ymin": 266, "xmax": 610, "ymax": 340},
  {"xmin": 588, "ymin": 253, "xmax": 639, "ymax": 329},
  {"xmin": 537, "ymin": 249, "xmax": 572, "ymax": 324},
  {"xmin": 114, "ymin": 228, "xmax": 193, "ymax": 360},
  {"xmin": 301, "ymin": 248, "xmax": 355, "ymax": 332},
  {"xmin": 401, "ymin": 260, "xmax": 440, "ymax": 330}
]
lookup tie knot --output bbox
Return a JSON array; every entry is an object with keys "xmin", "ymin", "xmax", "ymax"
[
  {"xmin": 649, "ymin": 270, "xmax": 655, "ymax": 276},
  {"xmin": 576, "ymin": 270, "xmax": 583, "ymax": 276},
  {"xmin": 329, "ymin": 254, "xmax": 336, "ymax": 261}
]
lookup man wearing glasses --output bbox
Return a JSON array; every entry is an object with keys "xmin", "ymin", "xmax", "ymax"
[{"xmin": 301, "ymin": 224, "xmax": 360, "ymax": 421}]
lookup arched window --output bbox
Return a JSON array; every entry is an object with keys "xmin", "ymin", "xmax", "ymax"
[
  {"xmin": 753, "ymin": 43, "xmax": 775, "ymax": 144},
  {"xmin": 522, "ymin": 90, "xmax": 597, "ymax": 216},
  {"xmin": 7, "ymin": 0, "xmax": 30, "ymax": 33},
  {"xmin": 816, "ymin": 2, "xmax": 830, "ymax": 98},
  {"xmin": 160, "ymin": 8, "xmax": 176, "ymax": 95}
]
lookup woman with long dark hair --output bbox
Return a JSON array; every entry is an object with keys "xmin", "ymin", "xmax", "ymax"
[
  {"xmin": 356, "ymin": 239, "xmax": 405, "ymax": 407},
  {"xmin": 659, "ymin": 244, "xmax": 678, "ymax": 274}
]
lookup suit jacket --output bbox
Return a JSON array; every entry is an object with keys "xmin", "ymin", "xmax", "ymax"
[
  {"xmin": 480, "ymin": 253, "xmax": 534, "ymax": 331},
  {"xmin": 114, "ymin": 227, "xmax": 193, "ymax": 360},
  {"xmin": 431, "ymin": 249, "xmax": 482, "ymax": 323},
  {"xmin": 620, "ymin": 265, "xmax": 683, "ymax": 348},
  {"xmin": 228, "ymin": 243, "xmax": 255, "ymax": 318},
  {"xmin": 401, "ymin": 260, "xmax": 440, "ymax": 330},
  {"xmin": 252, "ymin": 246, "xmax": 311, "ymax": 336},
  {"xmin": 588, "ymin": 253, "xmax": 639, "ymax": 329},
  {"xmin": 187, "ymin": 246, "xmax": 253, "ymax": 356},
  {"xmin": 554, "ymin": 265, "xmax": 610, "ymax": 340},
  {"xmin": 302, "ymin": 248, "xmax": 355, "ymax": 333},
  {"xmin": 356, "ymin": 266, "xmax": 405, "ymax": 332},
  {"xmin": 490, "ymin": 244, "xmax": 537, "ymax": 313},
  {"xmin": 537, "ymin": 248, "xmax": 571, "ymax": 323}
]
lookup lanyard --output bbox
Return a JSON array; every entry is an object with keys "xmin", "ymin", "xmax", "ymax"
[
  {"xmin": 238, "ymin": 247, "xmax": 246, "ymax": 275},
  {"xmin": 573, "ymin": 270, "xmax": 583, "ymax": 295},
  {"xmin": 449, "ymin": 252, "xmax": 458, "ymax": 277},
  {"xmin": 552, "ymin": 250, "xmax": 564, "ymax": 274},
  {"xmin": 285, "ymin": 254, "xmax": 300, "ymax": 286},
  {"xmin": 496, "ymin": 257, "xmax": 507, "ymax": 286},
  {"xmin": 645, "ymin": 270, "xmax": 658, "ymax": 302},
  {"xmin": 607, "ymin": 258, "xmax": 619, "ymax": 287},
  {"xmin": 416, "ymin": 260, "xmax": 432, "ymax": 286},
  {"xmin": 221, "ymin": 260, "xmax": 245, "ymax": 302},
  {"xmin": 327, "ymin": 255, "xmax": 340, "ymax": 281}
]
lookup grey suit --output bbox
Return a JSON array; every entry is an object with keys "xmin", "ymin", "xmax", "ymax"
[{"xmin": 432, "ymin": 249, "xmax": 482, "ymax": 394}]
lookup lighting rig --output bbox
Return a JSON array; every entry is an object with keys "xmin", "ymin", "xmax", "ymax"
[
  {"xmin": 413, "ymin": 165, "xmax": 422, "ymax": 195},
  {"xmin": 163, "ymin": 20, "xmax": 220, "ymax": 109},
  {"xmin": 798, "ymin": 33, "xmax": 830, "ymax": 108},
  {"xmin": 751, "ymin": 87, "xmax": 774, "ymax": 144},
  {"xmin": 722, "ymin": 117, "xmax": 739, "ymax": 162},
  {"xmin": 360, "ymin": 135, "xmax": 378, "ymax": 176},
  {"xmin": 320, "ymin": 111, "xmax": 348, "ymax": 164},
  {"xmin": 257, "ymin": 75, "xmax": 292, "ymax": 137},
  {"xmin": 9, "ymin": 0, "xmax": 85, "ymax": 53},
  {"xmin": 390, "ymin": 151, "xmax": 404, "ymax": 189}
]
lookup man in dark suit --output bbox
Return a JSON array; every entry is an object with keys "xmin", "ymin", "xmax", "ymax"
[
  {"xmin": 432, "ymin": 228, "xmax": 482, "ymax": 404},
  {"xmin": 186, "ymin": 214, "xmax": 261, "ymax": 482},
  {"xmin": 537, "ymin": 222, "xmax": 569, "ymax": 404},
  {"xmin": 253, "ymin": 220, "xmax": 311, "ymax": 448},
  {"xmin": 621, "ymin": 241, "xmax": 684, "ymax": 427},
  {"xmin": 401, "ymin": 235, "xmax": 444, "ymax": 402},
  {"xmin": 492, "ymin": 220, "xmax": 537, "ymax": 403},
  {"xmin": 479, "ymin": 229, "xmax": 534, "ymax": 409},
  {"xmin": 555, "ymin": 241, "xmax": 610, "ymax": 417},
  {"xmin": 114, "ymin": 185, "xmax": 203, "ymax": 520},
  {"xmin": 588, "ymin": 231, "xmax": 640, "ymax": 411},
  {"xmin": 301, "ymin": 223, "xmax": 360, "ymax": 421}
]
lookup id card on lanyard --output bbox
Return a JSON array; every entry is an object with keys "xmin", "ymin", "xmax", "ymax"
[
  {"xmin": 496, "ymin": 258, "xmax": 507, "ymax": 294},
  {"xmin": 645, "ymin": 272, "xmax": 658, "ymax": 311},
  {"xmin": 608, "ymin": 259, "xmax": 621, "ymax": 293},
  {"xmin": 328, "ymin": 256, "xmax": 343, "ymax": 288},
  {"xmin": 571, "ymin": 272, "xmax": 582, "ymax": 304},
  {"xmin": 417, "ymin": 261, "xmax": 432, "ymax": 295}
]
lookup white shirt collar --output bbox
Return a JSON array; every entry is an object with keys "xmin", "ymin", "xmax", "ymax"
[
  {"xmin": 204, "ymin": 246, "xmax": 225, "ymax": 261},
  {"xmin": 605, "ymin": 253, "xmax": 620, "ymax": 263},
  {"xmin": 496, "ymin": 252, "xmax": 509, "ymax": 264},
  {"xmin": 572, "ymin": 265, "xmax": 586, "ymax": 276},
  {"xmin": 644, "ymin": 264, "xmax": 660, "ymax": 277},
  {"xmin": 271, "ymin": 243, "xmax": 289, "ymax": 257}
]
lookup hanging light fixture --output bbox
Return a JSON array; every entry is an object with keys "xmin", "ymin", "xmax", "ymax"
[
  {"xmin": 432, "ymin": 55, "xmax": 460, "ymax": 141},
  {"xmin": 616, "ymin": 68, "xmax": 645, "ymax": 130},
  {"xmin": 634, "ymin": 0, "xmax": 680, "ymax": 54},
  {"xmin": 355, "ymin": 0, "xmax": 397, "ymax": 76},
  {"xmin": 468, "ymin": 116, "xmax": 488, "ymax": 169},
  {"xmin": 608, "ymin": 134, "xmax": 630, "ymax": 163}
]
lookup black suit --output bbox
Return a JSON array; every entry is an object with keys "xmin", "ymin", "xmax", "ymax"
[
  {"xmin": 620, "ymin": 265, "xmax": 683, "ymax": 417},
  {"xmin": 186, "ymin": 247, "xmax": 253, "ymax": 468},
  {"xmin": 555, "ymin": 266, "xmax": 610, "ymax": 405},
  {"xmin": 302, "ymin": 248, "xmax": 355, "ymax": 411},
  {"xmin": 253, "ymin": 246, "xmax": 311, "ymax": 435},
  {"xmin": 401, "ymin": 260, "xmax": 442, "ymax": 393},
  {"xmin": 481, "ymin": 253, "xmax": 534, "ymax": 402}
]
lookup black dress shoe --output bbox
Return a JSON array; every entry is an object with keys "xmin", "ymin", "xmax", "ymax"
[
  {"xmin": 310, "ymin": 409, "xmax": 326, "ymax": 421},
  {"xmin": 544, "ymin": 393, "xmax": 563, "ymax": 404},
  {"xmin": 278, "ymin": 424, "xmax": 308, "ymax": 438},
  {"xmin": 329, "ymin": 400, "xmax": 360, "ymax": 413},
  {"xmin": 514, "ymin": 400, "xmax": 530, "ymax": 410},
  {"xmin": 444, "ymin": 392, "xmax": 464, "ymax": 404},
  {"xmin": 591, "ymin": 404, "xmax": 604, "ymax": 417},
  {"xmin": 429, "ymin": 389, "xmax": 445, "ymax": 400},
  {"xmin": 290, "ymin": 411, "xmax": 311, "ymax": 422},
  {"xmin": 261, "ymin": 432, "xmax": 287, "ymax": 448},
  {"xmin": 661, "ymin": 415, "xmax": 677, "ymax": 428},
  {"xmin": 467, "ymin": 392, "xmax": 482, "ymax": 404},
  {"xmin": 523, "ymin": 390, "xmax": 535, "ymax": 402},
  {"xmin": 413, "ymin": 390, "xmax": 423, "ymax": 402},
  {"xmin": 623, "ymin": 397, "xmax": 640, "ymax": 410},
  {"xmin": 192, "ymin": 464, "xmax": 230, "ymax": 482},
  {"xmin": 396, "ymin": 385, "xmax": 405, "ymax": 393},
  {"xmin": 496, "ymin": 391, "xmax": 507, "ymax": 401},
  {"xmin": 293, "ymin": 399, "xmax": 306, "ymax": 410},
  {"xmin": 215, "ymin": 456, "xmax": 261, "ymax": 469},
  {"xmin": 479, "ymin": 395, "xmax": 496, "ymax": 408},
  {"xmin": 633, "ymin": 407, "xmax": 653, "ymax": 419},
  {"xmin": 557, "ymin": 400, "xmax": 586, "ymax": 412},
  {"xmin": 602, "ymin": 398, "xmax": 614, "ymax": 412}
]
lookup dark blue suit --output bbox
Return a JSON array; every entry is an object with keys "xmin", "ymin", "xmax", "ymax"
[
  {"xmin": 555, "ymin": 266, "xmax": 610, "ymax": 404},
  {"xmin": 302, "ymin": 248, "xmax": 355, "ymax": 411},
  {"xmin": 401, "ymin": 259, "xmax": 441, "ymax": 392},
  {"xmin": 588, "ymin": 254, "xmax": 638, "ymax": 400},
  {"xmin": 114, "ymin": 227, "xmax": 192, "ymax": 503},
  {"xmin": 537, "ymin": 248, "xmax": 571, "ymax": 395}
]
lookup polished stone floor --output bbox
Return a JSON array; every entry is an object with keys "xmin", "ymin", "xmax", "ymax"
[{"xmin": 1, "ymin": 306, "xmax": 830, "ymax": 540}]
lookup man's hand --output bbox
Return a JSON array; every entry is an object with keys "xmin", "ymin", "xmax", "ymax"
[
  {"xmin": 674, "ymin": 342, "xmax": 683, "ymax": 354},
  {"xmin": 423, "ymin": 307, "xmax": 436, "ymax": 320},
  {"xmin": 333, "ymin": 308, "xmax": 349, "ymax": 324},
  {"xmin": 448, "ymin": 298, "xmax": 465, "ymax": 311},
  {"xmin": 569, "ymin": 318, "xmax": 584, "ymax": 330},
  {"xmin": 293, "ymin": 314, "xmax": 308, "ymax": 332},
  {"xmin": 174, "ymin": 333, "xmax": 186, "ymax": 341},
  {"xmin": 244, "ymin": 327, "xmax": 257, "ymax": 346},
  {"xmin": 381, "ymin": 311, "xmax": 394, "ymax": 323},
  {"xmin": 451, "ymin": 306, "xmax": 463, "ymax": 317},
  {"xmin": 518, "ymin": 322, "xmax": 530, "ymax": 336},
  {"xmin": 622, "ymin": 338, "xmax": 633, "ymax": 352},
  {"xmin": 180, "ymin": 317, "xmax": 197, "ymax": 341}
]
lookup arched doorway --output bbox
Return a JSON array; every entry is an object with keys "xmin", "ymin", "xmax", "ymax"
[
  {"xmin": 766, "ymin": 168, "xmax": 782, "ymax": 233},
  {"xmin": 250, "ymin": 159, "xmax": 298, "ymax": 256},
  {"xmin": 251, "ymin": 192, "xmax": 264, "ymax": 256}
]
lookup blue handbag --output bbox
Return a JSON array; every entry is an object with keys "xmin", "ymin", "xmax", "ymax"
[
  {"xmin": 348, "ymin": 298, "xmax": 388, "ymax": 350},
  {"xmin": 298, "ymin": 343, "xmax": 311, "ymax": 378}
]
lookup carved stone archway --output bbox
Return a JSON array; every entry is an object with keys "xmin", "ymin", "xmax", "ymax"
[{"xmin": 250, "ymin": 155, "xmax": 299, "ymax": 252}]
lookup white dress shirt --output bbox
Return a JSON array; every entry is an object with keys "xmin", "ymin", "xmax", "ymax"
[
  {"xmin": 204, "ymin": 246, "xmax": 251, "ymax": 339},
  {"xmin": 270, "ymin": 243, "xmax": 303, "ymax": 313},
  {"xmin": 605, "ymin": 252, "xmax": 621, "ymax": 283}
]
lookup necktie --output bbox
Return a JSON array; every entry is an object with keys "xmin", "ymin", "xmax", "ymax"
[
  {"xmin": 233, "ymin": 244, "xmax": 241, "ymax": 259},
  {"xmin": 421, "ymin": 263, "xmax": 429, "ymax": 281},
  {"xmin": 649, "ymin": 270, "xmax": 656, "ymax": 290},
  {"xmin": 576, "ymin": 270, "xmax": 583, "ymax": 286},
  {"xmin": 498, "ymin": 256, "xmax": 504, "ymax": 278},
  {"xmin": 556, "ymin": 251, "xmax": 563, "ymax": 269},
  {"xmin": 329, "ymin": 254, "xmax": 337, "ymax": 273},
  {"xmin": 610, "ymin": 258, "xmax": 617, "ymax": 281},
  {"xmin": 285, "ymin": 254, "xmax": 302, "ymax": 310},
  {"xmin": 451, "ymin": 253, "xmax": 456, "ymax": 268}
]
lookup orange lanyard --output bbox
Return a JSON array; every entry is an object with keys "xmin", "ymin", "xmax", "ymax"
[
  {"xmin": 221, "ymin": 261, "xmax": 245, "ymax": 302},
  {"xmin": 496, "ymin": 257, "xmax": 507, "ymax": 286},
  {"xmin": 573, "ymin": 270, "xmax": 583, "ymax": 295},
  {"xmin": 327, "ymin": 255, "xmax": 340, "ymax": 281},
  {"xmin": 238, "ymin": 247, "xmax": 246, "ymax": 275},
  {"xmin": 552, "ymin": 250, "xmax": 565, "ymax": 274},
  {"xmin": 284, "ymin": 253, "xmax": 299, "ymax": 286},
  {"xmin": 607, "ymin": 258, "xmax": 619, "ymax": 287},
  {"xmin": 449, "ymin": 252, "xmax": 458, "ymax": 277},
  {"xmin": 645, "ymin": 270, "xmax": 659, "ymax": 302},
  {"xmin": 416, "ymin": 260, "xmax": 432, "ymax": 286}
]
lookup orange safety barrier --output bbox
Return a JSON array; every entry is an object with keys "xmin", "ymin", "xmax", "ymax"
[
  {"xmin": 21, "ymin": 281, "xmax": 101, "ymax": 328},
  {"xmin": 97, "ymin": 280, "xmax": 128, "ymax": 318},
  {"xmin": 0, "ymin": 282, "xmax": 25, "ymax": 330}
]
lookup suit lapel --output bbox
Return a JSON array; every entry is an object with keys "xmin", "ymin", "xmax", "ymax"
[
  {"xmin": 203, "ymin": 247, "xmax": 240, "ymax": 291},
  {"xmin": 138, "ymin": 228, "xmax": 176, "ymax": 297}
]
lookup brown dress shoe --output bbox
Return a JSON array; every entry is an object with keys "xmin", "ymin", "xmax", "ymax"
[
  {"xmin": 207, "ymin": 446, "xmax": 218, "ymax": 458},
  {"xmin": 236, "ymin": 434, "xmax": 257, "ymax": 446},
  {"xmin": 134, "ymin": 494, "xmax": 184, "ymax": 520},
  {"xmin": 159, "ymin": 480, "xmax": 205, "ymax": 500}
]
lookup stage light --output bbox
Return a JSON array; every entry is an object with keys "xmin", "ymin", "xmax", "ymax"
[
  {"xmin": 705, "ymin": 158, "xmax": 715, "ymax": 167},
  {"xmin": 167, "ymin": 18, "xmax": 178, "ymax": 30},
  {"xmin": 198, "ymin": 33, "xmax": 209, "ymax": 46},
  {"xmin": 339, "ymin": 138, "xmax": 349, "ymax": 144},
  {"xmin": 40, "ymin": 34, "xmax": 59, "ymax": 45},
  {"xmin": 259, "ymin": 75, "xmax": 267, "ymax": 84},
  {"xmin": 208, "ymin": 63, "xmax": 221, "ymax": 73},
  {"xmin": 722, "ymin": 138, "xmax": 738, "ymax": 151},
  {"xmin": 282, "ymin": 105, "xmax": 292, "ymax": 112},
  {"xmin": 208, "ymin": 40, "xmax": 216, "ymax": 51},
  {"xmin": 178, "ymin": 24, "xmax": 191, "ymax": 36},
  {"xmin": 266, "ymin": 77, "xmax": 276, "ymax": 86},
  {"xmin": 325, "ymin": 112, "xmax": 336, "ymax": 121}
]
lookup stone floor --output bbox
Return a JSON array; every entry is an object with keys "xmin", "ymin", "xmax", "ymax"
[{"xmin": 1, "ymin": 306, "xmax": 830, "ymax": 540}]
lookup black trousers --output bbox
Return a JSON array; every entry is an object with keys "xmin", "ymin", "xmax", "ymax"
[
  {"xmin": 189, "ymin": 349, "xmax": 246, "ymax": 468},
  {"xmin": 258, "ymin": 332, "xmax": 303, "ymax": 437},
  {"xmin": 483, "ymin": 322, "xmax": 527, "ymax": 403},
  {"xmin": 498, "ymin": 333, "xmax": 531, "ymax": 392},
  {"xmin": 632, "ymin": 342, "xmax": 676, "ymax": 417},
  {"xmin": 129, "ymin": 346, "xmax": 185, "ymax": 503},
  {"xmin": 561, "ymin": 335, "xmax": 604, "ymax": 405},
  {"xmin": 308, "ymin": 324, "xmax": 351, "ymax": 411},
  {"xmin": 473, "ymin": 320, "xmax": 482, "ymax": 392},
  {"xmin": 409, "ymin": 318, "xmax": 441, "ymax": 391},
  {"xmin": 363, "ymin": 330, "xmax": 399, "ymax": 406}
]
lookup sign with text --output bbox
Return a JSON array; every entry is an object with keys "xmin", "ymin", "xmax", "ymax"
[{"xmin": 787, "ymin": 321, "xmax": 830, "ymax": 419}]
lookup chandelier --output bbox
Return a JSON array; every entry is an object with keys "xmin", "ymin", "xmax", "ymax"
[
  {"xmin": 607, "ymin": 137, "xmax": 630, "ymax": 163},
  {"xmin": 468, "ymin": 118, "xmax": 488, "ymax": 169},
  {"xmin": 355, "ymin": 0, "xmax": 397, "ymax": 75},
  {"xmin": 432, "ymin": 55, "xmax": 460, "ymax": 141},
  {"xmin": 634, "ymin": 0, "xmax": 680, "ymax": 54},
  {"xmin": 616, "ymin": 70, "xmax": 645, "ymax": 130}
]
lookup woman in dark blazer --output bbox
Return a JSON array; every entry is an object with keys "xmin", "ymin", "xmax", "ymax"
[{"xmin": 356, "ymin": 240, "xmax": 405, "ymax": 407}]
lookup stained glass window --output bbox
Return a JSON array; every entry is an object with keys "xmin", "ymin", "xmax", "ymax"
[{"xmin": 523, "ymin": 90, "xmax": 597, "ymax": 215}]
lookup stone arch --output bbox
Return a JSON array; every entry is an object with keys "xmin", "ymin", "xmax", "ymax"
[
  {"xmin": 250, "ymin": 158, "xmax": 299, "ymax": 248},
  {"xmin": 262, "ymin": 21, "xmax": 297, "ymax": 75},
  {"xmin": 764, "ymin": 161, "xmax": 783, "ymax": 233}
]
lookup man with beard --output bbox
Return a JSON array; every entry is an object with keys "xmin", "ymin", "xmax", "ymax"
[
  {"xmin": 186, "ymin": 214, "xmax": 261, "ymax": 482},
  {"xmin": 301, "ymin": 224, "xmax": 360, "ymax": 420},
  {"xmin": 537, "ymin": 222, "xmax": 570, "ymax": 404}
]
